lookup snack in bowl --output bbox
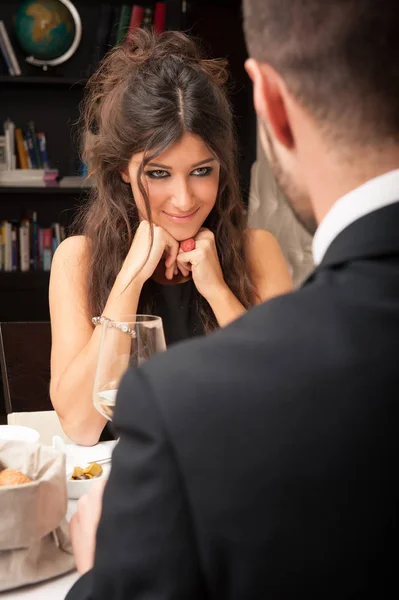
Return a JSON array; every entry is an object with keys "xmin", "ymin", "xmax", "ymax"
[
  {"xmin": 67, "ymin": 460, "xmax": 110, "ymax": 499},
  {"xmin": 70, "ymin": 462, "xmax": 103, "ymax": 481},
  {"xmin": 0, "ymin": 468, "xmax": 32, "ymax": 486}
]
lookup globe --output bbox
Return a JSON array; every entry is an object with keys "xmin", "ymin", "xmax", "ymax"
[{"xmin": 14, "ymin": 0, "xmax": 81, "ymax": 66}]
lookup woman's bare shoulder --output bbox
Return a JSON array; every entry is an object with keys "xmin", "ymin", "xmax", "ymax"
[
  {"xmin": 245, "ymin": 227, "xmax": 283, "ymax": 255},
  {"xmin": 52, "ymin": 235, "xmax": 90, "ymax": 272},
  {"xmin": 49, "ymin": 236, "xmax": 92, "ymax": 322},
  {"xmin": 245, "ymin": 228, "xmax": 293, "ymax": 300}
]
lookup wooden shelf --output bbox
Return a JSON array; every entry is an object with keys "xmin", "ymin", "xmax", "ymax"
[
  {"xmin": 0, "ymin": 75, "xmax": 88, "ymax": 87},
  {"xmin": 0, "ymin": 271, "xmax": 50, "ymax": 290},
  {"xmin": 0, "ymin": 185, "xmax": 90, "ymax": 195}
]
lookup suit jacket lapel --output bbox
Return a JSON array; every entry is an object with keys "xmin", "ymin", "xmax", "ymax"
[{"xmin": 302, "ymin": 201, "xmax": 399, "ymax": 287}]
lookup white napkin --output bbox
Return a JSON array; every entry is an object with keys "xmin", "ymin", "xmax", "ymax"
[{"xmin": 0, "ymin": 441, "xmax": 75, "ymax": 592}]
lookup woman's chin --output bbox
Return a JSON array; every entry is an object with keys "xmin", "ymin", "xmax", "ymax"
[{"xmin": 161, "ymin": 222, "xmax": 202, "ymax": 242}]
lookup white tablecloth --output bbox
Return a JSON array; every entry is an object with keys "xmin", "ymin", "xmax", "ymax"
[
  {"xmin": 1, "ymin": 441, "xmax": 116, "ymax": 599},
  {"xmin": 3, "ymin": 569, "xmax": 80, "ymax": 599}
]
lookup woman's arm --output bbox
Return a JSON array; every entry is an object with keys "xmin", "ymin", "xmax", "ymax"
[
  {"xmin": 50, "ymin": 223, "xmax": 181, "ymax": 446},
  {"xmin": 176, "ymin": 228, "xmax": 293, "ymax": 329},
  {"xmin": 49, "ymin": 236, "xmax": 143, "ymax": 446},
  {"xmin": 245, "ymin": 228, "xmax": 293, "ymax": 303}
]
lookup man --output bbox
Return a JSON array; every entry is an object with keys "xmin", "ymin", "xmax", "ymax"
[{"xmin": 67, "ymin": 1, "xmax": 399, "ymax": 598}]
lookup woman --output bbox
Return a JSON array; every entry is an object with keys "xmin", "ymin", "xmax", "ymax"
[{"xmin": 49, "ymin": 29, "xmax": 292, "ymax": 446}]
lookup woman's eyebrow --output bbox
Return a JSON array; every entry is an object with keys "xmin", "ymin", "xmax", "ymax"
[{"xmin": 147, "ymin": 157, "xmax": 217, "ymax": 170}]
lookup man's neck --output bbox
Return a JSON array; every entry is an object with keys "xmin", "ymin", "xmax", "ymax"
[{"xmin": 308, "ymin": 149, "xmax": 399, "ymax": 225}]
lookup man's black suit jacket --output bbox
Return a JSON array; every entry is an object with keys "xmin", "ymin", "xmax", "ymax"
[{"xmin": 67, "ymin": 203, "xmax": 399, "ymax": 599}]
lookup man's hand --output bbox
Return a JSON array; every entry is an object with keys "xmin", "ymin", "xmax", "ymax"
[{"xmin": 69, "ymin": 479, "xmax": 107, "ymax": 574}]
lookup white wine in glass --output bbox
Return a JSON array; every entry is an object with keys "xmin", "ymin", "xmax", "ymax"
[{"xmin": 93, "ymin": 315, "xmax": 166, "ymax": 421}]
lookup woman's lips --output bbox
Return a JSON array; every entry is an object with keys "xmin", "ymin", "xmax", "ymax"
[{"xmin": 162, "ymin": 208, "xmax": 200, "ymax": 223}]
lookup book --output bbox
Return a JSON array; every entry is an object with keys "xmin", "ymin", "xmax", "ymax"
[
  {"xmin": 11, "ymin": 225, "xmax": 17, "ymax": 271},
  {"xmin": 15, "ymin": 128, "xmax": 29, "ymax": 169},
  {"xmin": 19, "ymin": 220, "xmax": 30, "ymax": 272},
  {"xmin": 3, "ymin": 221, "xmax": 12, "ymax": 271},
  {"xmin": 0, "ymin": 221, "xmax": 13, "ymax": 271},
  {"xmin": 23, "ymin": 138, "xmax": 32, "ymax": 168},
  {"xmin": 36, "ymin": 132, "xmax": 50, "ymax": 170},
  {"xmin": 53, "ymin": 222, "xmax": 61, "ymax": 248},
  {"xmin": 116, "ymin": 4, "xmax": 132, "ymax": 45},
  {"xmin": 107, "ymin": 5, "xmax": 122, "ymax": 49},
  {"xmin": 27, "ymin": 122, "xmax": 42, "ymax": 168},
  {"xmin": 59, "ymin": 175, "xmax": 92, "ymax": 188},
  {"xmin": 181, "ymin": 0, "xmax": 189, "ymax": 30},
  {"xmin": 42, "ymin": 228, "xmax": 52, "ymax": 271},
  {"xmin": 0, "ymin": 21, "xmax": 21, "ymax": 76},
  {"xmin": 3, "ymin": 119, "xmax": 16, "ymax": 170},
  {"xmin": 31, "ymin": 211, "xmax": 38, "ymax": 270},
  {"xmin": 0, "ymin": 221, "xmax": 4, "ymax": 270},
  {"xmin": 128, "ymin": 5, "xmax": 144, "ymax": 38},
  {"xmin": 0, "ymin": 27, "xmax": 14, "ymax": 75},
  {"xmin": 0, "ymin": 169, "xmax": 46, "ymax": 184},
  {"xmin": 87, "ymin": 4, "xmax": 114, "ymax": 75},
  {"xmin": 154, "ymin": 2, "xmax": 166, "ymax": 34},
  {"xmin": 25, "ymin": 129, "xmax": 39, "ymax": 168},
  {"xmin": 43, "ymin": 168, "xmax": 59, "ymax": 183},
  {"xmin": 0, "ymin": 218, "xmax": 65, "ymax": 271},
  {"xmin": 0, "ymin": 136, "xmax": 7, "ymax": 170},
  {"xmin": 142, "ymin": 7, "xmax": 154, "ymax": 29}
]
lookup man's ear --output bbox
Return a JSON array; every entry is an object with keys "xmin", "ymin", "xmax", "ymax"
[{"xmin": 245, "ymin": 59, "xmax": 293, "ymax": 149}]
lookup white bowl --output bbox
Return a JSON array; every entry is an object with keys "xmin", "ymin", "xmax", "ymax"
[
  {"xmin": 0, "ymin": 425, "xmax": 40, "ymax": 443},
  {"xmin": 67, "ymin": 461, "xmax": 111, "ymax": 500}
]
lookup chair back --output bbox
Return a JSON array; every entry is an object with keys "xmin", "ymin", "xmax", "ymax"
[{"xmin": 0, "ymin": 322, "xmax": 52, "ymax": 414}]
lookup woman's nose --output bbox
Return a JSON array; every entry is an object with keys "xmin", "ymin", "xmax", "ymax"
[{"xmin": 170, "ymin": 180, "xmax": 196, "ymax": 212}]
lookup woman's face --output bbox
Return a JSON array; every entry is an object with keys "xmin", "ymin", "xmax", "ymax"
[{"xmin": 122, "ymin": 132, "xmax": 220, "ymax": 241}]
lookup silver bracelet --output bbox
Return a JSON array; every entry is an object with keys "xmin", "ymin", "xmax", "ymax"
[{"xmin": 92, "ymin": 315, "xmax": 136, "ymax": 338}]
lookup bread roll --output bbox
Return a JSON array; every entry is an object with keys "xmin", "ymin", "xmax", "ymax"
[{"xmin": 0, "ymin": 468, "xmax": 32, "ymax": 486}]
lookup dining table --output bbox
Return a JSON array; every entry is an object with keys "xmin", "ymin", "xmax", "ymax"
[{"xmin": 1, "ymin": 439, "xmax": 116, "ymax": 600}]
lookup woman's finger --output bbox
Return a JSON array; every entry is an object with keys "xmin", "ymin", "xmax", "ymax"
[
  {"xmin": 164, "ymin": 245, "xmax": 177, "ymax": 268},
  {"xmin": 195, "ymin": 228, "xmax": 214, "ymax": 241},
  {"xmin": 165, "ymin": 260, "xmax": 176, "ymax": 280},
  {"xmin": 176, "ymin": 249, "xmax": 201, "ymax": 269},
  {"xmin": 176, "ymin": 249, "xmax": 191, "ymax": 276},
  {"xmin": 165, "ymin": 235, "xmax": 180, "ymax": 280},
  {"xmin": 179, "ymin": 263, "xmax": 191, "ymax": 276}
]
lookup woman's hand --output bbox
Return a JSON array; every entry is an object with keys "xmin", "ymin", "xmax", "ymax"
[
  {"xmin": 118, "ymin": 220, "xmax": 181, "ymax": 287},
  {"xmin": 176, "ymin": 229, "xmax": 227, "ymax": 301}
]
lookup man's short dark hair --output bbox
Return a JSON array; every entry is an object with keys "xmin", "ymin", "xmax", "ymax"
[{"xmin": 243, "ymin": 0, "xmax": 399, "ymax": 144}]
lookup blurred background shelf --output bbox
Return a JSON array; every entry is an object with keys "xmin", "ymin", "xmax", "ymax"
[
  {"xmin": 0, "ymin": 185, "xmax": 90, "ymax": 194},
  {"xmin": 0, "ymin": 0, "xmax": 255, "ymax": 322},
  {"xmin": 0, "ymin": 270, "xmax": 50, "ymax": 289},
  {"xmin": 0, "ymin": 75, "xmax": 88, "ymax": 87}
]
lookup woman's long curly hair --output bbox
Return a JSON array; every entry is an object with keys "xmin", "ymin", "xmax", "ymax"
[{"xmin": 75, "ymin": 28, "xmax": 256, "ymax": 334}]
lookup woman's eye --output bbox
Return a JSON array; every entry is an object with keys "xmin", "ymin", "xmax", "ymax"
[
  {"xmin": 191, "ymin": 166, "xmax": 213, "ymax": 177},
  {"xmin": 146, "ymin": 170, "xmax": 169, "ymax": 179}
]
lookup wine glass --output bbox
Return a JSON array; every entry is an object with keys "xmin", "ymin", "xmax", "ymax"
[{"xmin": 93, "ymin": 315, "xmax": 166, "ymax": 421}]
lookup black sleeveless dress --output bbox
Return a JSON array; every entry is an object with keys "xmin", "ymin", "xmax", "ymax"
[
  {"xmin": 100, "ymin": 278, "xmax": 203, "ymax": 441},
  {"xmin": 145, "ymin": 278, "xmax": 203, "ymax": 345}
]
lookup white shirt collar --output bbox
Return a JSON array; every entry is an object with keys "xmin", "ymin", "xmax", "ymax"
[{"xmin": 312, "ymin": 169, "xmax": 399, "ymax": 265}]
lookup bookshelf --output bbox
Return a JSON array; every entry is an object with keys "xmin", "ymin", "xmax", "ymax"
[
  {"xmin": 0, "ymin": 0, "xmax": 256, "ymax": 325},
  {"xmin": 0, "ymin": 75, "xmax": 88, "ymax": 87},
  {"xmin": 0, "ymin": 185, "xmax": 88, "ymax": 194}
]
